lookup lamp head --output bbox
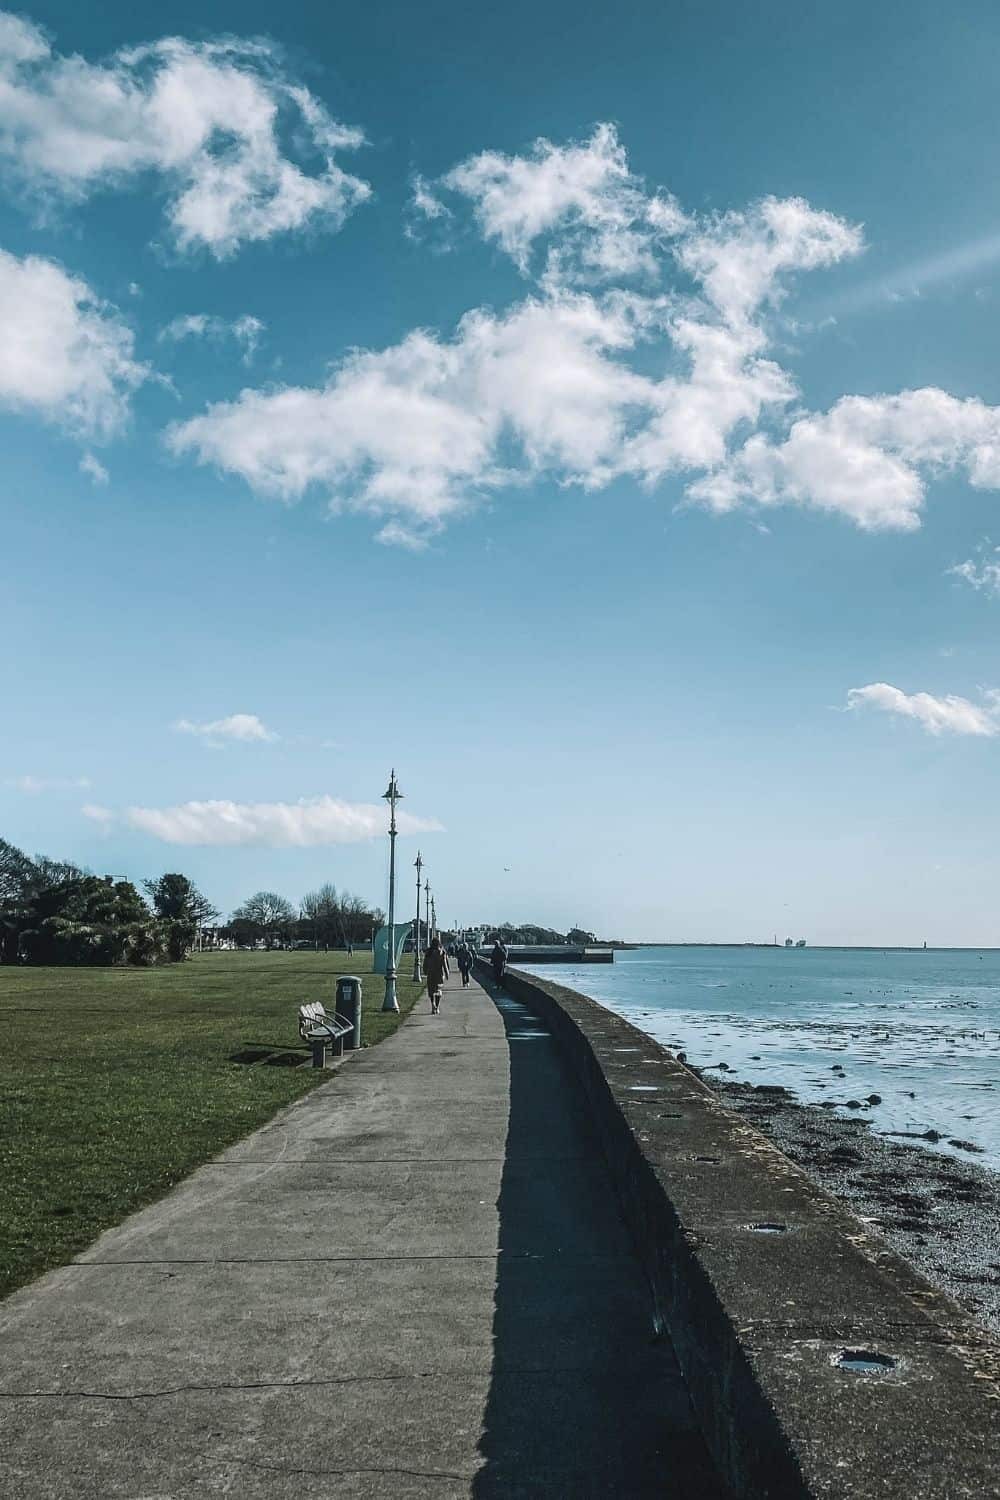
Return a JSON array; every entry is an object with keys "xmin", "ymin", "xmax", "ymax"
[{"xmin": 382, "ymin": 770, "xmax": 403, "ymax": 802}]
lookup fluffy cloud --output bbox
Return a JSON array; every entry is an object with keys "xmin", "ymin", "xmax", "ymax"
[
  {"xmin": 0, "ymin": 15, "xmax": 370, "ymax": 257},
  {"xmin": 170, "ymin": 121, "xmax": 1000, "ymax": 543},
  {"xmin": 119, "ymin": 795, "xmax": 443, "ymax": 846},
  {"xmin": 166, "ymin": 288, "xmax": 807, "ymax": 537},
  {"xmin": 846, "ymin": 682, "xmax": 1000, "ymax": 736},
  {"xmin": 0, "ymin": 248, "xmax": 147, "ymax": 436},
  {"xmin": 675, "ymin": 196, "xmax": 863, "ymax": 326},
  {"xmin": 159, "ymin": 313, "xmax": 265, "ymax": 363},
  {"xmin": 169, "ymin": 293, "xmax": 660, "ymax": 527},
  {"xmin": 173, "ymin": 713, "xmax": 277, "ymax": 744},
  {"xmin": 171, "ymin": 125, "xmax": 869, "ymax": 542},
  {"xmin": 420, "ymin": 123, "xmax": 687, "ymax": 283},
  {"xmin": 690, "ymin": 389, "xmax": 1000, "ymax": 531}
]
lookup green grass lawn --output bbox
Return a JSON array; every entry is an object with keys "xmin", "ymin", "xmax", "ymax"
[{"xmin": 0, "ymin": 950, "xmax": 423, "ymax": 1300}]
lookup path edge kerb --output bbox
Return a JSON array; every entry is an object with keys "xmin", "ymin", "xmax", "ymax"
[{"xmin": 489, "ymin": 964, "xmax": 1000, "ymax": 1500}]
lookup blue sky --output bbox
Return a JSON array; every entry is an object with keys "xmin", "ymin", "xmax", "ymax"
[{"xmin": 4, "ymin": 0, "xmax": 1000, "ymax": 944}]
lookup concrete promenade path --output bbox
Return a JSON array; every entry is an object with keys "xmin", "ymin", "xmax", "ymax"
[{"xmin": 0, "ymin": 970, "xmax": 724, "ymax": 1498}]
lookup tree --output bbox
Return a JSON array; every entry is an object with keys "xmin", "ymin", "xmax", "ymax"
[
  {"xmin": 143, "ymin": 873, "xmax": 220, "ymax": 960},
  {"xmin": 230, "ymin": 891, "xmax": 296, "ymax": 949},
  {"xmin": 0, "ymin": 840, "xmax": 206, "ymax": 967},
  {"xmin": 0, "ymin": 838, "xmax": 36, "ymax": 963},
  {"xmin": 20, "ymin": 875, "xmax": 161, "ymax": 966},
  {"xmin": 300, "ymin": 883, "xmax": 340, "ymax": 949},
  {"xmin": 1, "ymin": 840, "xmax": 84, "ymax": 964}
]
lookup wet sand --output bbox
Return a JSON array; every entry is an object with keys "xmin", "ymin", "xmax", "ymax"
[{"xmin": 699, "ymin": 1072, "xmax": 1000, "ymax": 1337}]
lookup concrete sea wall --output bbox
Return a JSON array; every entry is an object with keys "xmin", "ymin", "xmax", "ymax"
[{"xmin": 493, "ymin": 965, "xmax": 1000, "ymax": 1499}]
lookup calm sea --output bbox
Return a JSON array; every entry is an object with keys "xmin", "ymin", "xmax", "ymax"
[{"xmin": 518, "ymin": 945, "xmax": 1000, "ymax": 1172}]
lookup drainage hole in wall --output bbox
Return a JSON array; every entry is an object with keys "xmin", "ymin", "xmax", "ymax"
[
  {"xmin": 744, "ymin": 1222, "xmax": 788, "ymax": 1234},
  {"xmin": 694, "ymin": 1155, "xmax": 721, "ymax": 1164},
  {"xmin": 834, "ymin": 1349, "xmax": 897, "ymax": 1375}
]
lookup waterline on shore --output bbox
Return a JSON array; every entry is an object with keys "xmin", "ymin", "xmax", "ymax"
[{"xmin": 519, "ymin": 945, "xmax": 1000, "ymax": 1171}]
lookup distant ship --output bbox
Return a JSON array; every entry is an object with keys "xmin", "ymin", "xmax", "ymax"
[{"xmin": 784, "ymin": 937, "xmax": 808, "ymax": 948}]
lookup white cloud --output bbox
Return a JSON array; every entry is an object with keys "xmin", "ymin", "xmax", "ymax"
[
  {"xmin": 420, "ymin": 123, "xmax": 687, "ymax": 283},
  {"xmin": 171, "ymin": 122, "xmax": 1000, "ymax": 543},
  {"xmin": 621, "ymin": 318, "xmax": 795, "ymax": 480},
  {"xmin": 169, "ymin": 126, "xmax": 869, "ymax": 542},
  {"xmin": 8, "ymin": 774, "xmax": 90, "ymax": 792},
  {"xmin": 168, "ymin": 293, "xmax": 659, "ymax": 534},
  {"xmin": 123, "ymin": 795, "xmax": 444, "ymax": 846},
  {"xmin": 168, "ymin": 288, "xmax": 801, "ymax": 541},
  {"xmin": 0, "ymin": 247, "xmax": 147, "ymax": 437},
  {"xmin": 675, "ymin": 196, "xmax": 864, "ymax": 327},
  {"xmin": 948, "ymin": 545, "xmax": 1000, "ymax": 595},
  {"xmin": 375, "ymin": 520, "xmax": 431, "ymax": 551},
  {"xmin": 173, "ymin": 712, "xmax": 277, "ymax": 744},
  {"xmin": 689, "ymin": 389, "xmax": 1000, "ymax": 531},
  {"xmin": 159, "ymin": 313, "xmax": 265, "ymax": 363},
  {"xmin": 410, "ymin": 173, "xmax": 450, "ymax": 222},
  {"xmin": 0, "ymin": 16, "xmax": 370, "ymax": 257},
  {"xmin": 79, "ymin": 451, "xmax": 109, "ymax": 484},
  {"xmin": 846, "ymin": 682, "xmax": 1000, "ymax": 737},
  {"xmin": 81, "ymin": 802, "xmax": 115, "ymax": 823}
]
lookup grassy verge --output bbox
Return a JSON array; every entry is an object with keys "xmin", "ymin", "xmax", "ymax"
[{"xmin": 0, "ymin": 950, "xmax": 423, "ymax": 1300}]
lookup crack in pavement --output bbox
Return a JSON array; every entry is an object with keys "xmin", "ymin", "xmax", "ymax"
[
  {"xmin": 68, "ymin": 1250, "xmax": 634, "ymax": 1266},
  {"xmin": 207, "ymin": 1455, "xmax": 476, "ymax": 1482},
  {"xmin": 0, "ymin": 1362, "xmax": 675, "ymax": 1403}
]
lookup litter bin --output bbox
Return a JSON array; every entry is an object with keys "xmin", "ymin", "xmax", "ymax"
[{"xmin": 336, "ymin": 975, "xmax": 362, "ymax": 1051}]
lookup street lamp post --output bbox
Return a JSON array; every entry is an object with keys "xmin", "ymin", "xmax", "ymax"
[
  {"xmin": 412, "ymin": 851, "xmax": 423, "ymax": 983},
  {"xmin": 425, "ymin": 880, "xmax": 432, "ymax": 945},
  {"xmin": 381, "ymin": 770, "xmax": 402, "ymax": 1013},
  {"xmin": 431, "ymin": 893, "xmax": 437, "ymax": 940}
]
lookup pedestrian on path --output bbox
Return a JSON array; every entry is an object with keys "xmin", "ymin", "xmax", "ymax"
[
  {"xmin": 423, "ymin": 936, "xmax": 450, "ymax": 1014},
  {"xmin": 490, "ymin": 936, "xmax": 508, "ymax": 989},
  {"xmin": 456, "ymin": 939, "xmax": 474, "ymax": 987}
]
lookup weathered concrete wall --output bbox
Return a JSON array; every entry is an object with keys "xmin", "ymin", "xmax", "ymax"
[{"xmin": 490, "ymin": 965, "xmax": 1000, "ymax": 1500}]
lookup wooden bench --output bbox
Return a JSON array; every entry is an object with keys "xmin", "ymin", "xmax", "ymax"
[{"xmin": 298, "ymin": 1001, "xmax": 353, "ymax": 1068}]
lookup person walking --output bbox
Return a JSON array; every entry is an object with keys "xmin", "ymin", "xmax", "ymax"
[
  {"xmin": 423, "ymin": 936, "xmax": 450, "ymax": 1015},
  {"xmin": 490, "ymin": 936, "xmax": 508, "ymax": 989},
  {"xmin": 456, "ymin": 938, "xmax": 474, "ymax": 988}
]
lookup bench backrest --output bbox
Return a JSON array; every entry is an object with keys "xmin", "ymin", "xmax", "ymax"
[{"xmin": 299, "ymin": 1000, "xmax": 328, "ymax": 1023}]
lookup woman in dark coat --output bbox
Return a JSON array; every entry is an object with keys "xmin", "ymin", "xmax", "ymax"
[
  {"xmin": 456, "ymin": 940, "xmax": 474, "ymax": 987},
  {"xmin": 423, "ymin": 937, "xmax": 450, "ymax": 1014},
  {"xmin": 490, "ymin": 938, "xmax": 508, "ymax": 989}
]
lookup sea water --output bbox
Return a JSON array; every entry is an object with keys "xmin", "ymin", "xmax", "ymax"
[{"xmin": 518, "ymin": 946, "xmax": 1000, "ymax": 1172}]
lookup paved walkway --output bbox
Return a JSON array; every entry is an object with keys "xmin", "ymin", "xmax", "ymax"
[{"xmin": 0, "ymin": 971, "xmax": 724, "ymax": 1498}]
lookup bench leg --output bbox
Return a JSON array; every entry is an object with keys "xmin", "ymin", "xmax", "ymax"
[{"xmin": 311, "ymin": 1038, "xmax": 328, "ymax": 1069}]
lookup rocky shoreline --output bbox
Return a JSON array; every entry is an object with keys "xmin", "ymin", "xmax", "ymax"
[{"xmin": 697, "ymin": 1072, "xmax": 1000, "ymax": 1336}]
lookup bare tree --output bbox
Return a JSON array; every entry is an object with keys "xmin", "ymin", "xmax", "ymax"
[
  {"xmin": 231, "ymin": 891, "xmax": 296, "ymax": 949},
  {"xmin": 300, "ymin": 883, "xmax": 339, "ymax": 949}
]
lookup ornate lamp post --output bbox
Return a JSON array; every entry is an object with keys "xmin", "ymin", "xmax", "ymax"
[
  {"xmin": 431, "ymin": 893, "xmax": 437, "ymax": 941},
  {"xmin": 425, "ymin": 880, "xmax": 432, "ymax": 946},
  {"xmin": 381, "ymin": 770, "xmax": 402, "ymax": 1013},
  {"xmin": 412, "ymin": 851, "xmax": 423, "ymax": 983}
]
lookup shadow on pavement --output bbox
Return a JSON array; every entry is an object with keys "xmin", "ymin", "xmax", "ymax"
[{"xmin": 472, "ymin": 982, "xmax": 726, "ymax": 1499}]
